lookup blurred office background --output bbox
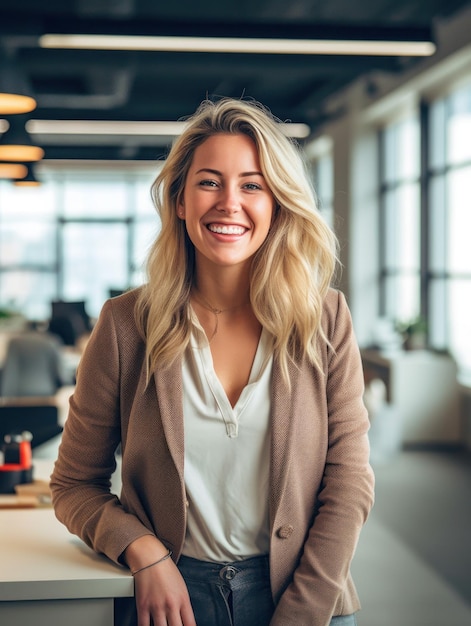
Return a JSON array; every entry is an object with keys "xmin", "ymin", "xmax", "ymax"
[{"xmin": 1, "ymin": 2, "xmax": 471, "ymax": 624}]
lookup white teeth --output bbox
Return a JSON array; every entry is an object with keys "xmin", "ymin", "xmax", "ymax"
[{"xmin": 208, "ymin": 224, "xmax": 245, "ymax": 235}]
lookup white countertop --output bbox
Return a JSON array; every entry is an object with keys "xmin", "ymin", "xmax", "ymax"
[{"xmin": 0, "ymin": 459, "xmax": 132, "ymax": 603}]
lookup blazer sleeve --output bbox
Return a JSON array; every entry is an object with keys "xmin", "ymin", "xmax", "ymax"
[
  {"xmin": 271, "ymin": 290, "xmax": 375, "ymax": 625},
  {"xmin": 50, "ymin": 298, "xmax": 155, "ymax": 565}
]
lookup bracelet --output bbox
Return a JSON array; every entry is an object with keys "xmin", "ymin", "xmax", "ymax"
[{"xmin": 131, "ymin": 549, "xmax": 173, "ymax": 576}]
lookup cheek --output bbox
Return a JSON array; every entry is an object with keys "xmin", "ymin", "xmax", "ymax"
[{"xmin": 259, "ymin": 201, "xmax": 275, "ymax": 230}]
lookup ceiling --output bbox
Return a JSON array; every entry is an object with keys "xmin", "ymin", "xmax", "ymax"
[{"xmin": 1, "ymin": 0, "xmax": 470, "ymax": 161}]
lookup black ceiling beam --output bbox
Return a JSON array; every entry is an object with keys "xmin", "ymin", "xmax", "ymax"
[
  {"xmin": 0, "ymin": 14, "xmax": 434, "ymax": 45},
  {"xmin": 42, "ymin": 144, "xmax": 170, "ymax": 161},
  {"xmin": 20, "ymin": 47, "xmax": 400, "ymax": 74}
]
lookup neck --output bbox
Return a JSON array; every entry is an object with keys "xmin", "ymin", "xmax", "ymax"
[
  {"xmin": 190, "ymin": 271, "xmax": 253, "ymax": 342},
  {"xmin": 193, "ymin": 263, "xmax": 251, "ymax": 312},
  {"xmin": 192, "ymin": 287, "xmax": 249, "ymax": 315}
]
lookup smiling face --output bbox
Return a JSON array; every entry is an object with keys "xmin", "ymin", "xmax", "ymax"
[{"xmin": 178, "ymin": 133, "xmax": 275, "ymax": 274}]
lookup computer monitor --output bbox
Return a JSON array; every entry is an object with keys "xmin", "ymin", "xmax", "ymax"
[{"xmin": 50, "ymin": 300, "xmax": 91, "ymax": 333}]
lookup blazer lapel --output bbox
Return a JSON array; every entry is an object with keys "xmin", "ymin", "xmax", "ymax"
[
  {"xmin": 269, "ymin": 358, "xmax": 299, "ymax": 525},
  {"xmin": 153, "ymin": 360, "xmax": 185, "ymax": 482}
]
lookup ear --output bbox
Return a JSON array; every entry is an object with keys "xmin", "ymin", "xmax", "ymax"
[{"xmin": 177, "ymin": 200, "xmax": 185, "ymax": 220}]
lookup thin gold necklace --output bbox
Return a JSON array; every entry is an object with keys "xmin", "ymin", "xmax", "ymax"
[{"xmin": 192, "ymin": 289, "xmax": 249, "ymax": 341}]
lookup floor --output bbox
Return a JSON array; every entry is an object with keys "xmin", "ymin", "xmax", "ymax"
[
  {"xmin": 352, "ymin": 447, "xmax": 471, "ymax": 626},
  {"xmin": 34, "ymin": 431, "xmax": 471, "ymax": 626}
]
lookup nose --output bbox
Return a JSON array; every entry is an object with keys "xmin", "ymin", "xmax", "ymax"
[{"xmin": 216, "ymin": 184, "xmax": 241, "ymax": 213}]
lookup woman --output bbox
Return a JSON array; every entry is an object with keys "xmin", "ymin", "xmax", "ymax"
[{"xmin": 51, "ymin": 97, "xmax": 374, "ymax": 626}]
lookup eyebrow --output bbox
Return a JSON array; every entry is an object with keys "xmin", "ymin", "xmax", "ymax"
[{"xmin": 194, "ymin": 168, "xmax": 264, "ymax": 177}]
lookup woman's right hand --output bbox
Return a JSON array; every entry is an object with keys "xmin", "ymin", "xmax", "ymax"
[
  {"xmin": 133, "ymin": 557, "xmax": 196, "ymax": 626},
  {"xmin": 124, "ymin": 536, "xmax": 196, "ymax": 626}
]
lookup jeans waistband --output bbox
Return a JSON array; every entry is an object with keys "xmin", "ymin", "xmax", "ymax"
[{"xmin": 178, "ymin": 554, "xmax": 270, "ymax": 584}]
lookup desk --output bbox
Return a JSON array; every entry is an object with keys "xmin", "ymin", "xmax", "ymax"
[
  {"xmin": 362, "ymin": 349, "xmax": 461, "ymax": 444},
  {"xmin": 0, "ymin": 461, "xmax": 133, "ymax": 626}
]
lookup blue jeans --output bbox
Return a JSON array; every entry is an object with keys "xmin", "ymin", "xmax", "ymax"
[
  {"xmin": 177, "ymin": 554, "xmax": 358, "ymax": 626},
  {"xmin": 331, "ymin": 615, "xmax": 358, "ymax": 625},
  {"xmin": 178, "ymin": 554, "xmax": 274, "ymax": 626}
]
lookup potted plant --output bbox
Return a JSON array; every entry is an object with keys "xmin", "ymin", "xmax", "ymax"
[
  {"xmin": 0, "ymin": 306, "xmax": 25, "ymax": 331},
  {"xmin": 396, "ymin": 316, "xmax": 427, "ymax": 350}
]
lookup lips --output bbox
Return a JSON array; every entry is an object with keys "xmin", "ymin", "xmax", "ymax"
[{"xmin": 207, "ymin": 224, "xmax": 247, "ymax": 235}]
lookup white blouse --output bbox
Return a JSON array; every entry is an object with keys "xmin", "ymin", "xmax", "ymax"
[{"xmin": 181, "ymin": 312, "xmax": 273, "ymax": 562}]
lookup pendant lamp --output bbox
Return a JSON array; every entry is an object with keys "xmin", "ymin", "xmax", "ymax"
[
  {"xmin": 0, "ymin": 114, "xmax": 44, "ymax": 162},
  {"xmin": 13, "ymin": 162, "xmax": 41, "ymax": 186},
  {"xmin": 0, "ymin": 162, "xmax": 28, "ymax": 179},
  {"xmin": 0, "ymin": 49, "xmax": 37, "ymax": 115}
]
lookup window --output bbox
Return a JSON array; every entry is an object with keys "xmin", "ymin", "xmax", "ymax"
[
  {"xmin": 132, "ymin": 177, "xmax": 161, "ymax": 282},
  {"xmin": 428, "ymin": 82, "xmax": 471, "ymax": 384},
  {"xmin": 0, "ymin": 168, "xmax": 158, "ymax": 321},
  {"xmin": 312, "ymin": 152, "xmax": 334, "ymax": 229},
  {"xmin": 379, "ymin": 115, "xmax": 421, "ymax": 322},
  {"xmin": 377, "ymin": 82, "xmax": 471, "ymax": 383},
  {"xmin": 61, "ymin": 222, "xmax": 129, "ymax": 317}
]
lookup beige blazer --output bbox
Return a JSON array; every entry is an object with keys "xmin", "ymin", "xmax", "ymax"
[{"xmin": 51, "ymin": 288, "xmax": 374, "ymax": 626}]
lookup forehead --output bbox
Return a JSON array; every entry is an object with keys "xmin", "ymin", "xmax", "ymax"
[{"xmin": 190, "ymin": 133, "xmax": 260, "ymax": 168}]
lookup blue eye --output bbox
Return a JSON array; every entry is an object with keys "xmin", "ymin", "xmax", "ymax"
[
  {"xmin": 199, "ymin": 179, "xmax": 218, "ymax": 187},
  {"xmin": 244, "ymin": 182, "xmax": 262, "ymax": 190}
]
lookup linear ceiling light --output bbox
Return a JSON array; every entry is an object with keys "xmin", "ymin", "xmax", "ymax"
[
  {"xmin": 27, "ymin": 119, "xmax": 311, "ymax": 139},
  {"xmin": 39, "ymin": 34, "xmax": 436, "ymax": 57},
  {"xmin": 28, "ymin": 120, "xmax": 187, "ymax": 136}
]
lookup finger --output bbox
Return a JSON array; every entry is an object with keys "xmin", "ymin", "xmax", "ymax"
[
  {"xmin": 180, "ymin": 603, "xmax": 197, "ymax": 626},
  {"xmin": 148, "ymin": 608, "xmax": 168, "ymax": 626},
  {"xmin": 136, "ymin": 609, "xmax": 151, "ymax": 626}
]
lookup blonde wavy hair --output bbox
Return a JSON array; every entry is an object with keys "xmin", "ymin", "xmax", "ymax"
[{"xmin": 135, "ymin": 97, "xmax": 338, "ymax": 383}]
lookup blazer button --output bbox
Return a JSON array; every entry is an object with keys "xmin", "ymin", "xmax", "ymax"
[{"xmin": 277, "ymin": 524, "xmax": 294, "ymax": 539}]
